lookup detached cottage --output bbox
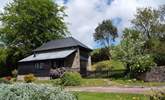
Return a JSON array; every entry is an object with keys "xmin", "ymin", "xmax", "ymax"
[{"xmin": 18, "ymin": 37, "xmax": 92, "ymax": 79}]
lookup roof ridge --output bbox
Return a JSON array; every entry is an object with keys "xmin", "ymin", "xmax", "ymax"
[
  {"xmin": 33, "ymin": 37, "xmax": 92, "ymax": 52},
  {"xmin": 70, "ymin": 37, "xmax": 89, "ymax": 48}
]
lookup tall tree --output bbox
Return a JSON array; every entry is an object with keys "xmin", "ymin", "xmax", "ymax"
[
  {"xmin": 132, "ymin": 8, "xmax": 163, "ymax": 39},
  {"xmin": 94, "ymin": 19, "xmax": 118, "ymax": 59},
  {"xmin": 0, "ymin": 0, "xmax": 68, "ymax": 69},
  {"xmin": 159, "ymin": 5, "xmax": 165, "ymax": 22},
  {"xmin": 112, "ymin": 29, "xmax": 155, "ymax": 77},
  {"xmin": 131, "ymin": 6, "xmax": 165, "ymax": 65}
]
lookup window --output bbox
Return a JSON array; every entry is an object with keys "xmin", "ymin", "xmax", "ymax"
[
  {"xmin": 35, "ymin": 63, "xmax": 44, "ymax": 70},
  {"xmin": 52, "ymin": 62, "xmax": 57, "ymax": 69},
  {"xmin": 51, "ymin": 60, "xmax": 64, "ymax": 69}
]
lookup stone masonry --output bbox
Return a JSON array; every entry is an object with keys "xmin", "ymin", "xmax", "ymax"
[{"xmin": 137, "ymin": 66, "xmax": 165, "ymax": 82}]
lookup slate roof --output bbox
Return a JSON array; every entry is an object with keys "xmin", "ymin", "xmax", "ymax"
[
  {"xmin": 19, "ymin": 49, "xmax": 76, "ymax": 62},
  {"xmin": 33, "ymin": 37, "xmax": 92, "ymax": 52}
]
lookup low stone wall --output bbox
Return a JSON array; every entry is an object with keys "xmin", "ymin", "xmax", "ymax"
[{"xmin": 137, "ymin": 66, "xmax": 165, "ymax": 82}]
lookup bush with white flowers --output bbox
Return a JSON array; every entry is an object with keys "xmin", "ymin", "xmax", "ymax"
[{"xmin": 0, "ymin": 83, "xmax": 77, "ymax": 100}]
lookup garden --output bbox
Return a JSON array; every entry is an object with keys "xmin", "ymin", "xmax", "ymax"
[
  {"xmin": 0, "ymin": 0, "xmax": 165, "ymax": 100},
  {"xmin": 0, "ymin": 70, "xmax": 165, "ymax": 100}
]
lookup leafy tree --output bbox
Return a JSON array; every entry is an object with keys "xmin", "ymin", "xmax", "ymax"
[
  {"xmin": 132, "ymin": 8, "xmax": 163, "ymax": 39},
  {"xmin": 132, "ymin": 6, "xmax": 165, "ymax": 65},
  {"xmin": 91, "ymin": 48, "xmax": 109, "ymax": 64},
  {"xmin": 159, "ymin": 5, "xmax": 165, "ymax": 23},
  {"xmin": 0, "ymin": 48, "xmax": 9, "ymax": 76},
  {"xmin": 0, "ymin": 0, "xmax": 68, "ymax": 70},
  {"xmin": 0, "ymin": 42, "xmax": 5, "ymax": 48},
  {"xmin": 0, "ymin": 48, "xmax": 7, "ymax": 66},
  {"xmin": 94, "ymin": 19, "xmax": 118, "ymax": 59},
  {"xmin": 112, "ymin": 29, "xmax": 155, "ymax": 77}
]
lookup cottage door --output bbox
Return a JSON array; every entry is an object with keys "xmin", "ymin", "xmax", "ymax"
[{"xmin": 80, "ymin": 60, "xmax": 87, "ymax": 76}]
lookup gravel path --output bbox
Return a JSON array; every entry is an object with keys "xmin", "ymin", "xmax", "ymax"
[{"xmin": 65, "ymin": 86, "xmax": 165, "ymax": 94}]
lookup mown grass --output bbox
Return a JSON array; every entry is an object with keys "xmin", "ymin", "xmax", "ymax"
[
  {"xmin": 32, "ymin": 78, "xmax": 165, "ymax": 87},
  {"xmin": 110, "ymin": 78, "xmax": 165, "ymax": 87},
  {"xmin": 81, "ymin": 79, "xmax": 110, "ymax": 86},
  {"xmin": 74, "ymin": 92, "xmax": 149, "ymax": 100}
]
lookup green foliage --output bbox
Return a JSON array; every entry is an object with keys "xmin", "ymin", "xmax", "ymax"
[
  {"xmin": 0, "ymin": 78, "xmax": 11, "ymax": 84},
  {"xmin": 112, "ymin": 29, "xmax": 155, "ymax": 76},
  {"xmin": 0, "ymin": 0, "xmax": 68, "ymax": 69},
  {"xmin": 12, "ymin": 69, "xmax": 18, "ymax": 77},
  {"xmin": 0, "ymin": 42, "xmax": 5, "ymax": 48},
  {"xmin": 75, "ymin": 92, "xmax": 149, "ymax": 100},
  {"xmin": 131, "ymin": 6, "xmax": 165, "ymax": 66},
  {"xmin": 94, "ymin": 19, "xmax": 118, "ymax": 59},
  {"xmin": 61, "ymin": 72, "xmax": 82, "ymax": 86},
  {"xmin": 92, "ymin": 60, "xmax": 112, "ymax": 71},
  {"xmin": 159, "ymin": 5, "xmax": 165, "ymax": 22},
  {"xmin": 150, "ymin": 89, "xmax": 165, "ymax": 100},
  {"xmin": 0, "ymin": 48, "xmax": 10, "ymax": 76},
  {"xmin": 132, "ymin": 8, "xmax": 163, "ymax": 39},
  {"xmin": 24, "ymin": 74, "xmax": 36, "ymax": 83},
  {"xmin": 130, "ymin": 55, "xmax": 156, "ymax": 73},
  {"xmin": 154, "ymin": 52, "xmax": 165, "ymax": 66},
  {"xmin": 92, "ymin": 60, "xmax": 125, "ymax": 71},
  {"xmin": 11, "ymin": 69, "xmax": 18, "ymax": 81},
  {"xmin": 0, "ymin": 48, "xmax": 7, "ymax": 66},
  {"xmin": 91, "ymin": 48, "xmax": 109, "ymax": 63},
  {"xmin": 149, "ymin": 38, "xmax": 165, "ymax": 65},
  {"xmin": 0, "ymin": 0, "xmax": 67, "ymax": 47},
  {"xmin": 110, "ymin": 60, "xmax": 125, "ymax": 70},
  {"xmin": 0, "ymin": 83, "xmax": 77, "ymax": 100},
  {"xmin": 94, "ymin": 19, "xmax": 118, "ymax": 42},
  {"xmin": 112, "ymin": 29, "xmax": 145, "ymax": 64}
]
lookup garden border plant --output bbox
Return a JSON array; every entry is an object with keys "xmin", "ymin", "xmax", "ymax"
[
  {"xmin": 0, "ymin": 83, "xmax": 77, "ymax": 100},
  {"xmin": 61, "ymin": 71, "xmax": 82, "ymax": 86}
]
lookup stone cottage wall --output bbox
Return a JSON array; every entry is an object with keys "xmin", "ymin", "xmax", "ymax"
[
  {"xmin": 137, "ymin": 66, "xmax": 165, "ymax": 82},
  {"xmin": 64, "ymin": 49, "xmax": 80, "ymax": 71},
  {"xmin": 80, "ymin": 50, "xmax": 92, "ymax": 71}
]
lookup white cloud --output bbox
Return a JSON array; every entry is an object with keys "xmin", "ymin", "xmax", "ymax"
[
  {"xmin": 61, "ymin": 0, "xmax": 165, "ymax": 48},
  {"xmin": 0, "ymin": 0, "xmax": 165, "ymax": 48},
  {"xmin": 0, "ymin": 0, "xmax": 13, "ymax": 12}
]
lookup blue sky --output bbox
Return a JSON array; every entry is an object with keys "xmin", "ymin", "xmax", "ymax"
[{"xmin": 1, "ymin": 0, "xmax": 165, "ymax": 48}]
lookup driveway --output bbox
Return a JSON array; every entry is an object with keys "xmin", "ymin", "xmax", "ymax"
[{"xmin": 65, "ymin": 86, "xmax": 165, "ymax": 94}]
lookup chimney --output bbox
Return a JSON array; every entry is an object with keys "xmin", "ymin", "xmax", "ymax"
[{"xmin": 33, "ymin": 52, "xmax": 36, "ymax": 57}]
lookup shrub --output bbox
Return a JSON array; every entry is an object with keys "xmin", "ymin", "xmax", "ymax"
[
  {"xmin": 49, "ymin": 67, "xmax": 66, "ymax": 79},
  {"xmin": 130, "ymin": 55, "xmax": 156, "ymax": 74},
  {"xmin": 4, "ymin": 76, "xmax": 12, "ymax": 81},
  {"xmin": 0, "ymin": 78, "xmax": 11, "ymax": 84},
  {"xmin": 24, "ymin": 74, "xmax": 36, "ymax": 83},
  {"xmin": 0, "ymin": 83, "xmax": 77, "ymax": 100},
  {"xmin": 150, "ymin": 89, "xmax": 165, "ymax": 100},
  {"xmin": 61, "ymin": 71, "xmax": 82, "ymax": 86},
  {"xmin": 91, "ymin": 48, "xmax": 109, "ymax": 63},
  {"xmin": 12, "ymin": 69, "xmax": 18, "ymax": 78}
]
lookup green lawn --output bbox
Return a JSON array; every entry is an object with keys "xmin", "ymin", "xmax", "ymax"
[
  {"xmin": 74, "ymin": 92, "xmax": 149, "ymax": 100},
  {"xmin": 110, "ymin": 78, "xmax": 165, "ymax": 87},
  {"xmin": 81, "ymin": 79, "xmax": 110, "ymax": 86},
  {"xmin": 32, "ymin": 78, "xmax": 165, "ymax": 87},
  {"xmin": 81, "ymin": 78, "xmax": 165, "ymax": 87}
]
